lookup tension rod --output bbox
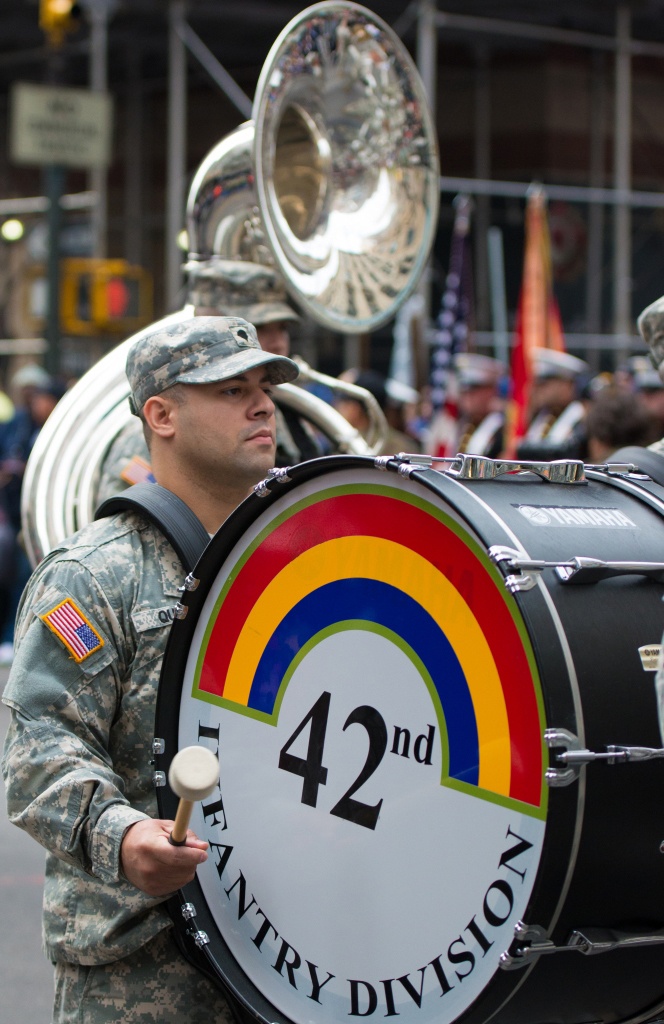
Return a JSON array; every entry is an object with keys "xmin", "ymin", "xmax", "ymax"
[{"xmin": 556, "ymin": 745, "xmax": 664, "ymax": 765}]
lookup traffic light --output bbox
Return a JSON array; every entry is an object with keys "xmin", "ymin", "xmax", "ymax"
[
  {"xmin": 60, "ymin": 258, "xmax": 153, "ymax": 335},
  {"xmin": 39, "ymin": 0, "xmax": 81, "ymax": 48},
  {"xmin": 22, "ymin": 259, "xmax": 153, "ymax": 336}
]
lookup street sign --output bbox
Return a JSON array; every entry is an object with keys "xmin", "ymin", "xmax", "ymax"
[
  {"xmin": 10, "ymin": 82, "xmax": 112, "ymax": 169},
  {"xmin": 27, "ymin": 221, "xmax": 95, "ymax": 261}
]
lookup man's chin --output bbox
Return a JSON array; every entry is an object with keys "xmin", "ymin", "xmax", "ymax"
[{"xmin": 246, "ymin": 447, "xmax": 278, "ymax": 479}]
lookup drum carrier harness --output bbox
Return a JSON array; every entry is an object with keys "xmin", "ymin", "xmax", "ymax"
[{"xmin": 95, "ymin": 481, "xmax": 210, "ymax": 573}]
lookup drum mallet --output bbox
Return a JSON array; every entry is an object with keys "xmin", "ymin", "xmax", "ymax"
[{"xmin": 167, "ymin": 745, "xmax": 219, "ymax": 846}]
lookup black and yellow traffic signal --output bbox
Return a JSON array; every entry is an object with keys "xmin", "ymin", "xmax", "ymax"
[
  {"xmin": 23, "ymin": 258, "xmax": 153, "ymax": 336},
  {"xmin": 61, "ymin": 258, "xmax": 153, "ymax": 335},
  {"xmin": 39, "ymin": 0, "xmax": 81, "ymax": 48}
]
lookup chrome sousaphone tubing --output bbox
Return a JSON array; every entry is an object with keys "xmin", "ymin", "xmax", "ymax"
[{"xmin": 22, "ymin": 1, "xmax": 440, "ymax": 568}]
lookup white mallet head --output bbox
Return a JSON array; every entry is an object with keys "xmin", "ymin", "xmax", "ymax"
[{"xmin": 168, "ymin": 745, "xmax": 219, "ymax": 802}]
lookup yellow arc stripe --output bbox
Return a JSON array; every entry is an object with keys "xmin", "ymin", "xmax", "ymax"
[{"xmin": 222, "ymin": 535, "xmax": 511, "ymax": 795}]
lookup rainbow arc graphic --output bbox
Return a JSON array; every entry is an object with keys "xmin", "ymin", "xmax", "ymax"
[{"xmin": 192, "ymin": 483, "xmax": 546, "ymax": 816}]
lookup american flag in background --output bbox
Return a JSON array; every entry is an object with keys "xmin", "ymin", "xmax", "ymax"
[
  {"xmin": 429, "ymin": 194, "xmax": 474, "ymax": 413},
  {"xmin": 41, "ymin": 598, "xmax": 104, "ymax": 662}
]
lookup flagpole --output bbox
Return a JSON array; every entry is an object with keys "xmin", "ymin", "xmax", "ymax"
[{"xmin": 487, "ymin": 226, "xmax": 509, "ymax": 367}]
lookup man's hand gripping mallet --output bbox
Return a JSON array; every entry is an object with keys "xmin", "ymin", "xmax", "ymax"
[{"xmin": 168, "ymin": 745, "xmax": 219, "ymax": 846}]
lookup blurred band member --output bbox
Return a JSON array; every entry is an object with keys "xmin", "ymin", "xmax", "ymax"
[
  {"xmin": 522, "ymin": 348, "xmax": 589, "ymax": 446},
  {"xmin": 425, "ymin": 353, "xmax": 505, "ymax": 458},
  {"xmin": 335, "ymin": 369, "xmax": 419, "ymax": 456},
  {"xmin": 517, "ymin": 348, "xmax": 589, "ymax": 460}
]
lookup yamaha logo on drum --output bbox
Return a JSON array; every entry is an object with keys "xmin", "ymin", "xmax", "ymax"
[{"xmin": 515, "ymin": 503, "xmax": 637, "ymax": 528}]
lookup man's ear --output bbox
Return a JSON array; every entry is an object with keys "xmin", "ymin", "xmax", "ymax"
[{"xmin": 142, "ymin": 393, "xmax": 178, "ymax": 439}]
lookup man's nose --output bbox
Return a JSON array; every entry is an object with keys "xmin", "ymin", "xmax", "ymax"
[{"xmin": 251, "ymin": 387, "xmax": 275, "ymax": 416}]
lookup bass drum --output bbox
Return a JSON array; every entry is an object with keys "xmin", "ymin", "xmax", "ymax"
[{"xmin": 155, "ymin": 454, "xmax": 664, "ymax": 1024}]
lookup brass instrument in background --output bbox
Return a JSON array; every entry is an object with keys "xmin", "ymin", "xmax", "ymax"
[{"xmin": 22, "ymin": 1, "xmax": 440, "ymax": 567}]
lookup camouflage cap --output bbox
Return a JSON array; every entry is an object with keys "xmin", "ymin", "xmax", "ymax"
[
  {"xmin": 185, "ymin": 258, "xmax": 300, "ymax": 326},
  {"xmin": 232, "ymin": 300, "xmax": 300, "ymax": 327},
  {"xmin": 637, "ymin": 295, "xmax": 664, "ymax": 384},
  {"xmin": 126, "ymin": 315, "xmax": 299, "ymax": 415}
]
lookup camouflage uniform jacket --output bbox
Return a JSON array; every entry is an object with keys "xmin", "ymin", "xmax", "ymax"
[{"xmin": 1, "ymin": 510, "xmax": 186, "ymax": 965}]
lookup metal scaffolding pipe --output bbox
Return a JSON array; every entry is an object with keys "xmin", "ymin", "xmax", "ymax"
[
  {"xmin": 612, "ymin": 6, "xmax": 632, "ymax": 341},
  {"xmin": 0, "ymin": 192, "xmax": 97, "ymax": 216},
  {"xmin": 472, "ymin": 329, "xmax": 641, "ymax": 352},
  {"xmin": 87, "ymin": 2, "xmax": 109, "ymax": 258},
  {"xmin": 166, "ymin": 0, "xmax": 187, "ymax": 309},
  {"xmin": 437, "ymin": 175, "xmax": 664, "ymax": 209},
  {"xmin": 88, "ymin": 23, "xmax": 107, "ymax": 258},
  {"xmin": 123, "ymin": 42, "xmax": 143, "ymax": 267},
  {"xmin": 417, "ymin": 0, "xmax": 438, "ymax": 113},
  {"xmin": 174, "ymin": 19, "xmax": 252, "ymax": 118},
  {"xmin": 585, "ymin": 51, "xmax": 606, "ymax": 349},
  {"xmin": 416, "ymin": 0, "xmax": 439, "ymax": 318},
  {"xmin": 473, "ymin": 45, "xmax": 491, "ymax": 329},
  {"xmin": 434, "ymin": 8, "xmax": 664, "ymax": 58}
]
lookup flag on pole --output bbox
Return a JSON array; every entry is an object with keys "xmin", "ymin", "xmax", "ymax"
[
  {"xmin": 505, "ymin": 185, "xmax": 566, "ymax": 456},
  {"xmin": 429, "ymin": 195, "xmax": 474, "ymax": 415}
]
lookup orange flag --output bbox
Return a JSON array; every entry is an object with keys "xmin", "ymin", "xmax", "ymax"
[{"xmin": 505, "ymin": 186, "xmax": 565, "ymax": 456}]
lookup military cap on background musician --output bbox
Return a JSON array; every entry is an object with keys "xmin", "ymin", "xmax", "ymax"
[
  {"xmin": 516, "ymin": 347, "xmax": 589, "ymax": 461},
  {"xmin": 423, "ymin": 352, "xmax": 506, "ymax": 459},
  {"xmin": 96, "ymin": 261, "xmax": 322, "ymax": 504},
  {"xmin": 2, "ymin": 315, "xmax": 299, "ymax": 1024}
]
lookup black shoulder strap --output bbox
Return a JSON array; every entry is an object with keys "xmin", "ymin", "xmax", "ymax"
[
  {"xmin": 94, "ymin": 483, "xmax": 210, "ymax": 573},
  {"xmin": 610, "ymin": 446, "xmax": 664, "ymax": 488}
]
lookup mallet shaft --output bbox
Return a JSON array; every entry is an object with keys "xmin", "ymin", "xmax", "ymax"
[{"xmin": 169, "ymin": 798, "xmax": 194, "ymax": 846}]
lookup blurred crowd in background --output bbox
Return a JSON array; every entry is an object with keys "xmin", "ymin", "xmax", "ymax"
[{"xmin": 329, "ymin": 345, "xmax": 664, "ymax": 466}]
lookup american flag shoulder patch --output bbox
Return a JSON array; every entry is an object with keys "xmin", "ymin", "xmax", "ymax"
[
  {"xmin": 120, "ymin": 455, "xmax": 155, "ymax": 486},
  {"xmin": 40, "ymin": 598, "xmax": 104, "ymax": 663}
]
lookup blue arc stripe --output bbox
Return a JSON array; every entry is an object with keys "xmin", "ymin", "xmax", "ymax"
[{"xmin": 249, "ymin": 578, "xmax": 479, "ymax": 785}]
